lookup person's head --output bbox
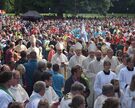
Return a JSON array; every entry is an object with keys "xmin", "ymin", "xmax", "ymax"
[
  {"xmin": 130, "ymin": 74, "xmax": 135, "ymax": 91},
  {"xmin": 52, "ymin": 64, "xmax": 59, "ymax": 72},
  {"xmin": 95, "ymin": 50, "xmax": 102, "ymax": 61},
  {"xmin": 20, "ymin": 51, "xmax": 27, "ymax": 59},
  {"xmin": 0, "ymin": 64, "xmax": 10, "ymax": 72},
  {"xmin": 12, "ymin": 70, "xmax": 20, "ymax": 86},
  {"xmin": 121, "ymin": 54, "xmax": 129, "ymax": 65},
  {"xmin": 102, "ymin": 84, "xmax": 114, "ymax": 97},
  {"xmin": 0, "ymin": 71, "xmax": 13, "ymax": 88},
  {"xmin": 38, "ymin": 99, "xmax": 49, "ymax": 108},
  {"xmin": 103, "ymin": 61, "xmax": 111, "ymax": 71},
  {"xmin": 70, "ymin": 82, "xmax": 85, "ymax": 96},
  {"xmin": 9, "ymin": 42, "xmax": 15, "ymax": 49},
  {"xmin": 111, "ymin": 79, "xmax": 120, "ymax": 94},
  {"xmin": 41, "ymin": 72, "xmax": 52, "ymax": 87},
  {"xmin": 131, "ymin": 40, "xmax": 135, "ymax": 48},
  {"xmin": 38, "ymin": 60, "xmax": 47, "ymax": 72},
  {"xmin": 55, "ymin": 43, "xmax": 63, "ymax": 55},
  {"xmin": 107, "ymin": 48, "xmax": 113, "ymax": 58},
  {"xmin": 7, "ymin": 61, "xmax": 15, "ymax": 71},
  {"xmin": 33, "ymin": 81, "xmax": 46, "ymax": 96},
  {"xmin": 126, "ymin": 57, "xmax": 134, "ymax": 69},
  {"xmin": 102, "ymin": 97, "xmax": 120, "ymax": 108},
  {"xmin": 74, "ymin": 42, "xmax": 82, "ymax": 56},
  {"xmin": 8, "ymin": 102, "xmax": 24, "ymax": 108},
  {"xmin": 16, "ymin": 64, "xmax": 25, "ymax": 75},
  {"xmin": 69, "ymin": 95, "xmax": 85, "ymax": 108},
  {"xmin": 47, "ymin": 62, "xmax": 52, "ymax": 70},
  {"xmin": 71, "ymin": 65, "xmax": 83, "ymax": 79},
  {"xmin": 29, "ymin": 51, "xmax": 37, "ymax": 60},
  {"xmin": 116, "ymin": 50, "xmax": 123, "ymax": 63}
]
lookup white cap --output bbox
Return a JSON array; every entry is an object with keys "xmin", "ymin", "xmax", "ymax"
[
  {"xmin": 88, "ymin": 41, "xmax": 97, "ymax": 52},
  {"xmin": 55, "ymin": 42, "xmax": 64, "ymax": 50},
  {"xmin": 74, "ymin": 42, "xmax": 82, "ymax": 50}
]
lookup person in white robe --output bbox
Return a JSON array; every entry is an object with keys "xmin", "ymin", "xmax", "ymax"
[
  {"xmin": 41, "ymin": 72, "xmax": 59, "ymax": 105},
  {"xmin": 86, "ymin": 50, "xmax": 103, "ymax": 108},
  {"xmin": 118, "ymin": 57, "xmax": 135, "ymax": 92},
  {"xmin": 0, "ymin": 72, "xmax": 14, "ymax": 108},
  {"xmin": 115, "ymin": 54, "xmax": 128, "ymax": 74},
  {"xmin": 103, "ymin": 48, "xmax": 119, "ymax": 72},
  {"xmin": 127, "ymin": 40, "xmax": 135, "ymax": 57},
  {"xmin": 8, "ymin": 70, "xmax": 29, "ymax": 103},
  {"xmin": 51, "ymin": 42, "xmax": 68, "ymax": 78},
  {"xmin": 26, "ymin": 81, "xmax": 46, "ymax": 108},
  {"xmin": 124, "ymin": 74, "xmax": 135, "ymax": 108},
  {"xmin": 82, "ymin": 42, "xmax": 96, "ymax": 73},
  {"xmin": 94, "ymin": 60, "xmax": 117, "ymax": 97},
  {"xmin": 68, "ymin": 42, "xmax": 86, "ymax": 77},
  {"xmin": 94, "ymin": 84, "xmax": 115, "ymax": 108},
  {"xmin": 27, "ymin": 35, "xmax": 42, "ymax": 60}
]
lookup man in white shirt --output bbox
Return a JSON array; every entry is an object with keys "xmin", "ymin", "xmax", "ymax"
[
  {"xmin": 127, "ymin": 40, "xmax": 135, "ymax": 57},
  {"xmin": 94, "ymin": 60, "xmax": 117, "ymax": 97},
  {"xmin": 41, "ymin": 72, "xmax": 59, "ymax": 105},
  {"xmin": 94, "ymin": 84, "xmax": 114, "ymax": 108},
  {"xmin": 26, "ymin": 81, "xmax": 46, "ymax": 108}
]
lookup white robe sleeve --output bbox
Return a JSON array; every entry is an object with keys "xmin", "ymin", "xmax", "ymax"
[
  {"xmin": 124, "ymin": 86, "xmax": 133, "ymax": 108},
  {"xmin": 119, "ymin": 69, "xmax": 127, "ymax": 91},
  {"xmin": 94, "ymin": 73, "xmax": 102, "ymax": 97}
]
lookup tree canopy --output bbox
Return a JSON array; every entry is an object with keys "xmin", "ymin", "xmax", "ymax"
[{"xmin": 0, "ymin": 0, "xmax": 135, "ymax": 15}]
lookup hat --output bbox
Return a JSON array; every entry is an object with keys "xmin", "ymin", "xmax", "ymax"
[
  {"xmin": 88, "ymin": 41, "xmax": 97, "ymax": 52},
  {"xmin": 55, "ymin": 42, "xmax": 64, "ymax": 50},
  {"xmin": 74, "ymin": 42, "xmax": 82, "ymax": 50}
]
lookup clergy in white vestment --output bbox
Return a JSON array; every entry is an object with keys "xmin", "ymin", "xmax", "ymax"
[
  {"xmin": 82, "ymin": 41, "xmax": 96, "ymax": 73},
  {"xmin": 51, "ymin": 42, "xmax": 68, "ymax": 78},
  {"xmin": 8, "ymin": 70, "xmax": 29, "ymax": 103},
  {"xmin": 103, "ymin": 48, "xmax": 119, "ymax": 72},
  {"xmin": 94, "ymin": 84, "xmax": 115, "ymax": 108},
  {"xmin": 27, "ymin": 35, "xmax": 42, "ymax": 60},
  {"xmin": 0, "ymin": 72, "xmax": 14, "ymax": 108},
  {"xmin": 127, "ymin": 40, "xmax": 135, "ymax": 57},
  {"xmin": 124, "ymin": 75, "xmax": 135, "ymax": 108},
  {"xmin": 86, "ymin": 50, "xmax": 103, "ymax": 108},
  {"xmin": 94, "ymin": 60, "xmax": 117, "ymax": 97},
  {"xmin": 26, "ymin": 81, "xmax": 46, "ymax": 108},
  {"xmin": 115, "ymin": 54, "xmax": 128, "ymax": 74},
  {"xmin": 41, "ymin": 72, "xmax": 59, "ymax": 105},
  {"xmin": 119, "ymin": 57, "xmax": 135, "ymax": 92},
  {"xmin": 68, "ymin": 42, "xmax": 86, "ymax": 77}
]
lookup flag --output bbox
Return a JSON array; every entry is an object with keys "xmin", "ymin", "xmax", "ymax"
[{"xmin": 81, "ymin": 21, "xmax": 88, "ymax": 42}]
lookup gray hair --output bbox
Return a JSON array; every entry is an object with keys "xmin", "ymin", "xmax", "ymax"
[
  {"xmin": 33, "ymin": 81, "xmax": 46, "ymax": 93},
  {"xmin": 71, "ymin": 82, "xmax": 85, "ymax": 92},
  {"xmin": 38, "ymin": 60, "xmax": 47, "ymax": 70},
  {"xmin": 102, "ymin": 84, "xmax": 114, "ymax": 95}
]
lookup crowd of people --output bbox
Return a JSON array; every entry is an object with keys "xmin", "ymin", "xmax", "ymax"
[{"xmin": 0, "ymin": 14, "xmax": 135, "ymax": 108}]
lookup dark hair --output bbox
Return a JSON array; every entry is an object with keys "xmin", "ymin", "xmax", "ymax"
[
  {"xmin": 130, "ymin": 74, "xmax": 135, "ymax": 91},
  {"xmin": 8, "ymin": 102, "xmax": 24, "ymax": 108},
  {"xmin": 41, "ymin": 72, "xmax": 52, "ymax": 81},
  {"xmin": 29, "ymin": 51, "xmax": 37, "ymax": 59},
  {"xmin": 102, "ymin": 97, "xmax": 119, "ymax": 108},
  {"xmin": 103, "ymin": 60, "xmax": 111, "ymax": 66},
  {"xmin": 0, "ymin": 72, "xmax": 13, "ymax": 83},
  {"xmin": 69, "ymin": 95, "xmax": 85, "ymax": 108},
  {"xmin": 47, "ymin": 62, "xmax": 52, "ymax": 69},
  {"xmin": 71, "ymin": 65, "xmax": 82, "ymax": 75},
  {"xmin": 126, "ymin": 57, "xmax": 133, "ymax": 63},
  {"xmin": 20, "ymin": 51, "xmax": 27, "ymax": 58},
  {"xmin": 52, "ymin": 64, "xmax": 59, "ymax": 72}
]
